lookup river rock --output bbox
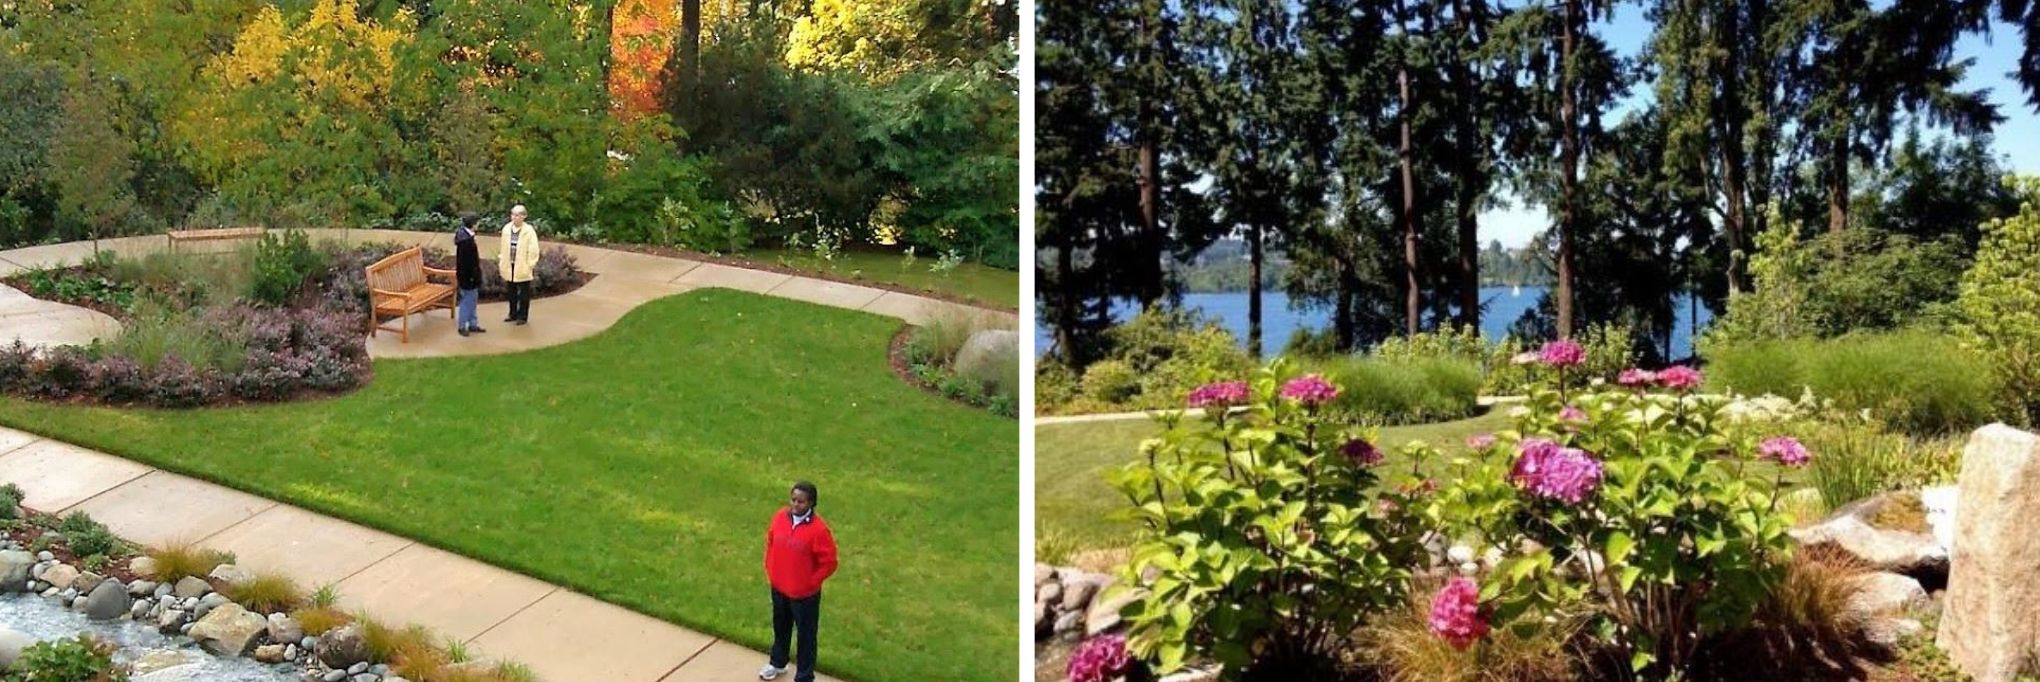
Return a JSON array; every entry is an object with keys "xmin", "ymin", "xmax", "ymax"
[
  {"xmin": 0, "ymin": 551, "xmax": 31, "ymax": 591},
  {"xmin": 267, "ymin": 613, "xmax": 303, "ymax": 644},
  {"xmin": 130, "ymin": 648, "xmax": 204, "ymax": 675},
  {"xmin": 1937, "ymin": 424, "xmax": 2040, "ymax": 681},
  {"xmin": 41, "ymin": 563, "xmax": 79, "ymax": 590},
  {"xmin": 254, "ymin": 644, "xmax": 288, "ymax": 663},
  {"xmin": 189, "ymin": 602, "xmax": 266, "ymax": 656},
  {"xmin": 83, "ymin": 578, "xmax": 132, "ymax": 621},
  {"xmin": 129, "ymin": 556, "xmax": 158, "ymax": 578},
  {"xmin": 1035, "ymin": 563, "xmax": 1055, "ymax": 587},
  {"xmin": 952, "ymin": 329, "xmax": 1017, "ymax": 381},
  {"xmin": 1059, "ymin": 571, "xmax": 1109, "ymax": 612},
  {"xmin": 172, "ymin": 576, "xmax": 210, "ymax": 599},
  {"xmin": 0, "ymin": 627, "xmax": 32, "ymax": 670},
  {"xmin": 316, "ymin": 623, "xmax": 371, "ymax": 669},
  {"xmin": 194, "ymin": 592, "xmax": 229, "ymax": 619},
  {"xmin": 1790, "ymin": 493, "xmax": 1946, "ymax": 578},
  {"xmin": 1849, "ymin": 572, "xmax": 1930, "ymax": 617},
  {"xmin": 207, "ymin": 563, "xmax": 253, "ymax": 586},
  {"xmin": 1085, "ymin": 585, "xmax": 1147, "ymax": 636},
  {"xmin": 72, "ymin": 571, "xmax": 105, "ymax": 596}
]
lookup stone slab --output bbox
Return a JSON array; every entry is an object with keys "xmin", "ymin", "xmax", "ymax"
[
  {"xmin": 200, "ymin": 505, "xmax": 412, "ymax": 589},
  {"xmin": 658, "ymin": 639, "xmax": 845, "ymax": 682},
  {"xmin": 674, "ymin": 263, "xmax": 791, "ymax": 294},
  {"xmin": 336, "ymin": 543, "xmax": 556, "ymax": 643},
  {"xmin": 765, "ymin": 277, "xmax": 886, "ymax": 312},
  {"xmin": 0, "ymin": 440, "xmax": 153, "ymax": 513},
  {"xmin": 586, "ymin": 250, "xmax": 702, "ymax": 283},
  {"xmin": 71, "ymin": 471, "xmax": 278, "ymax": 550},
  {"xmin": 0, "ymin": 307, "xmax": 121, "ymax": 348},
  {"xmin": 468, "ymin": 589, "xmax": 712, "ymax": 682},
  {"xmin": 0, "ymin": 428, "xmax": 38, "ymax": 456},
  {"xmin": 564, "ymin": 276, "xmax": 696, "ymax": 308},
  {"xmin": 857, "ymin": 292, "xmax": 942, "ymax": 325}
]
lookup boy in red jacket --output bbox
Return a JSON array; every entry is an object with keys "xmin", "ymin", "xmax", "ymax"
[{"xmin": 760, "ymin": 481, "xmax": 837, "ymax": 682}]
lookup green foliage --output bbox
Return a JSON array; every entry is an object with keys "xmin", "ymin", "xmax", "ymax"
[
  {"xmin": 57, "ymin": 511, "xmax": 121, "ymax": 558},
  {"xmin": 1958, "ymin": 175, "xmax": 2040, "ymax": 427},
  {"xmin": 1078, "ymin": 359, "xmax": 1139, "ymax": 404},
  {"xmin": 1706, "ymin": 330, "xmax": 1996, "ymax": 434},
  {"xmin": 1436, "ymin": 380, "xmax": 1796, "ymax": 676},
  {"xmin": 1320, "ymin": 357, "xmax": 1482, "ymax": 425},
  {"xmin": 5, "ymin": 634, "xmax": 127, "ymax": 682},
  {"xmin": 1109, "ymin": 362, "xmax": 1431, "ymax": 677},
  {"xmin": 1790, "ymin": 419, "xmax": 1964, "ymax": 510},
  {"xmin": 0, "ymin": 483, "xmax": 22, "ymax": 519},
  {"xmin": 1034, "ymin": 360, "xmax": 1081, "ymax": 412},
  {"xmin": 1710, "ymin": 216, "xmax": 1966, "ymax": 345},
  {"xmin": 106, "ymin": 300, "xmax": 248, "ymax": 374},
  {"xmin": 591, "ymin": 150, "xmax": 751, "ymax": 253},
  {"xmin": 17, "ymin": 266, "xmax": 137, "ymax": 313},
  {"xmin": 249, "ymin": 229, "xmax": 326, "ymax": 306}
]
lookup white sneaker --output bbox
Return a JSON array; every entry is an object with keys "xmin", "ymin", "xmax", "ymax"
[{"xmin": 758, "ymin": 663, "xmax": 787, "ymax": 680}]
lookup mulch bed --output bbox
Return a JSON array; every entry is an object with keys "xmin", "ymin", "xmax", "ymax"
[{"xmin": 581, "ymin": 240, "xmax": 1017, "ymax": 313}]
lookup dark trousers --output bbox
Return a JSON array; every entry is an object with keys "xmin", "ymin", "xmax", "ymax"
[
  {"xmin": 506, "ymin": 280, "xmax": 531, "ymax": 321},
  {"xmin": 769, "ymin": 589, "xmax": 820, "ymax": 681}
]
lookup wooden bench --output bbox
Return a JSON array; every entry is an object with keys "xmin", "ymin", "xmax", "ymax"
[
  {"xmin": 166, "ymin": 227, "xmax": 266, "ymax": 253},
  {"xmin": 365, "ymin": 246, "xmax": 457, "ymax": 343}
]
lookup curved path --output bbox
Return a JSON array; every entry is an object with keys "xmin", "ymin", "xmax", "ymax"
[{"xmin": 0, "ymin": 229, "xmax": 1016, "ymax": 355}]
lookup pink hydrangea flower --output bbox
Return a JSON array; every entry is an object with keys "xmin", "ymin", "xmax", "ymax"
[
  {"xmin": 1280, "ymin": 374, "xmax": 1340, "ymax": 406},
  {"xmin": 1510, "ymin": 438, "xmax": 1604, "ymax": 504},
  {"xmin": 1066, "ymin": 633, "xmax": 1132, "ymax": 682},
  {"xmin": 1186, "ymin": 380, "xmax": 1249, "ymax": 409},
  {"xmin": 1559, "ymin": 405, "xmax": 1587, "ymax": 423},
  {"xmin": 1618, "ymin": 368, "xmax": 1657, "ymax": 388},
  {"xmin": 1341, "ymin": 438, "xmax": 1384, "ymax": 467},
  {"xmin": 1428, "ymin": 577, "xmax": 1490, "ymax": 650},
  {"xmin": 1759, "ymin": 436, "xmax": 1812, "ymax": 467},
  {"xmin": 1656, "ymin": 365, "xmax": 1703, "ymax": 391},
  {"xmin": 1539, "ymin": 340, "xmax": 1585, "ymax": 368},
  {"xmin": 1464, "ymin": 434, "xmax": 1497, "ymax": 450}
]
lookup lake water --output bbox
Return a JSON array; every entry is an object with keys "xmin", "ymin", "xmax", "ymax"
[{"xmin": 1036, "ymin": 286, "xmax": 1714, "ymax": 359}]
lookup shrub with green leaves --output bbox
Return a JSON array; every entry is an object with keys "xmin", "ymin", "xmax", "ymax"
[
  {"xmin": 1319, "ymin": 356, "xmax": 1481, "ymax": 425},
  {"xmin": 1108, "ymin": 363, "xmax": 1430, "ymax": 678},
  {"xmin": 1958, "ymin": 175, "xmax": 2040, "ymax": 427},
  {"xmin": 8, "ymin": 633, "xmax": 127, "ymax": 681},
  {"xmin": 1710, "ymin": 216, "xmax": 1965, "ymax": 345},
  {"xmin": 1791, "ymin": 419, "xmax": 1964, "ymax": 510},
  {"xmin": 1052, "ymin": 309, "xmax": 1253, "ymax": 413},
  {"xmin": 0, "ymin": 483, "xmax": 23, "ymax": 518},
  {"xmin": 1433, "ymin": 352, "xmax": 1798, "ymax": 676},
  {"xmin": 248, "ymin": 229, "xmax": 326, "ymax": 306},
  {"xmin": 1706, "ymin": 329, "xmax": 1995, "ymax": 434}
]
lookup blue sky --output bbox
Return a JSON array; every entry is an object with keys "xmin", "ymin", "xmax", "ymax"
[{"xmin": 1480, "ymin": 6, "xmax": 2040, "ymax": 247}]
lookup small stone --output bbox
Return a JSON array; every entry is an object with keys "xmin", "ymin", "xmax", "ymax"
[
  {"xmin": 1034, "ymin": 563, "xmax": 1055, "ymax": 587},
  {"xmin": 181, "ymin": 596, "xmax": 199, "ymax": 610},
  {"xmin": 173, "ymin": 576, "xmax": 211, "ymax": 599},
  {"xmin": 255, "ymin": 644, "xmax": 289, "ymax": 663},
  {"xmin": 129, "ymin": 556, "xmax": 158, "ymax": 578},
  {"xmin": 0, "ymin": 550, "xmax": 31, "ymax": 592},
  {"xmin": 348, "ymin": 662, "xmax": 370, "ymax": 675},
  {"xmin": 316, "ymin": 624, "xmax": 371, "ymax": 669},
  {"xmin": 1059, "ymin": 572, "xmax": 1109, "ymax": 612},
  {"xmin": 179, "ymin": 622, "xmax": 194, "ymax": 635},
  {"xmin": 195, "ymin": 592, "xmax": 230, "ymax": 619},
  {"xmin": 370, "ymin": 664, "xmax": 388, "ymax": 675},
  {"xmin": 130, "ymin": 600, "xmax": 150, "ymax": 619},
  {"xmin": 153, "ymin": 583, "xmax": 172, "ymax": 599},
  {"xmin": 127, "ymin": 579, "xmax": 157, "ymax": 596},
  {"xmin": 83, "ymin": 579, "xmax": 131, "ymax": 621},
  {"xmin": 157, "ymin": 608, "xmax": 186, "ymax": 633},
  {"xmin": 352, "ymin": 675, "xmax": 377, "ymax": 682},
  {"xmin": 1037, "ymin": 581, "xmax": 1063, "ymax": 605},
  {"xmin": 323, "ymin": 671, "xmax": 348, "ymax": 682},
  {"xmin": 38, "ymin": 587, "xmax": 57, "ymax": 598},
  {"xmin": 72, "ymin": 571, "xmax": 104, "ymax": 595},
  {"xmin": 208, "ymin": 563, "xmax": 254, "ymax": 586},
  {"xmin": 1053, "ymin": 610, "xmax": 1084, "ymax": 636},
  {"xmin": 70, "ymin": 596, "xmax": 87, "ymax": 610},
  {"xmin": 190, "ymin": 602, "xmax": 267, "ymax": 656},
  {"xmin": 42, "ymin": 564, "xmax": 79, "ymax": 590},
  {"xmin": 35, "ymin": 551, "xmax": 52, "ymax": 562},
  {"xmin": 285, "ymin": 644, "xmax": 299, "ymax": 660},
  {"xmin": 268, "ymin": 613, "xmax": 304, "ymax": 644}
]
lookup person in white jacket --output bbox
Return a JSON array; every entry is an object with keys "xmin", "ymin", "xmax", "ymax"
[{"xmin": 499, "ymin": 205, "xmax": 540, "ymax": 325}]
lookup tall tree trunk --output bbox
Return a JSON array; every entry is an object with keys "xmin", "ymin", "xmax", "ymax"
[
  {"xmin": 1336, "ymin": 261, "xmax": 1356, "ymax": 351},
  {"xmin": 679, "ymin": 0, "xmax": 701, "ymax": 122},
  {"xmin": 1398, "ymin": 0, "xmax": 1420, "ymax": 337},
  {"xmin": 1826, "ymin": 128, "xmax": 1849, "ymax": 235},
  {"xmin": 1055, "ymin": 242, "xmax": 1077, "ymax": 361},
  {"xmin": 1718, "ymin": 1, "xmax": 1749, "ymax": 294},
  {"xmin": 1556, "ymin": 0, "xmax": 1578, "ymax": 339},
  {"xmin": 1452, "ymin": 0, "xmax": 1483, "ymax": 330},
  {"xmin": 1248, "ymin": 222, "xmax": 1264, "ymax": 357}
]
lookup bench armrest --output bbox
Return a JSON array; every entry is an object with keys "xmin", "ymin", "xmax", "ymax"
[
  {"xmin": 369, "ymin": 287, "xmax": 411, "ymax": 303},
  {"xmin": 422, "ymin": 266, "xmax": 456, "ymax": 282}
]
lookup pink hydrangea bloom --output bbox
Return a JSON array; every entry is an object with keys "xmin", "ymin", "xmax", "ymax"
[
  {"xmin": 1759, "ymin": 436, "xmax": 1812, "ymax": 467},
  {"xmin": 1186, "ymin": 380, "xmax": 1249, "ymax": 409},
  {"xmin": 1280, "ymin": 374, "xmax": 1340, "ymax": 405},
  {"xmin": 1618, "ymin": 368, "xmax": 1657, "ymax": 388},
  {"xmin": 1464, "ymin": 434, "xmax": 1497, "ymax": 450},
  {"xmin": 1539, "ymin": 340, "xmax": 1585, "ymax": 368},
  {"xmin": 1428, "ymin": 577, "xmax": 1490, "ymax": 650},
  {"xmin": 1341, "ymin": 438, "xmax": 1384, "ymax": 466},
  {"xmin": 1510, "ymin": 438, "xmax": 1604, "ymax": 504},
  {"xmin": 1066, "ymin": 633, "xmax": 1132, "ymax": 682},
  {"xmin": 1559, "ymin": 405, "xmax": 1587, "ymax": 423},
  {"xmin": 1656, "ymin": 365, "xmax": 1703, "ymax": 391}
]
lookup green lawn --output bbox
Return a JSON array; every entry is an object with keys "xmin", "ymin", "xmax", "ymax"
[
  {"xmin": 750, "ymin": 247, "xmax": 1019, "ymax": 309},
  {"xmin": 1036, "ymin": 410, "xmax": 1514, "ymax": 552},
  {"xmin": 0, "ymin": 290, "xmax": 1018, "ymax": 682}
]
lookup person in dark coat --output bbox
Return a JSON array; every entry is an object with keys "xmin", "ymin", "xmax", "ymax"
[{"xmin": 454, "ymin": 212, "xmax": 486, "ymax": 336}]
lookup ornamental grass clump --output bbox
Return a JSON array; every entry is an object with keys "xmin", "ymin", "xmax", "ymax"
[
  {"xmin": 1432, "ymin": 359, "xmax": 1805, "ymax": 676},
  {"xmin": 1107, "ymin": 361, "xmax": 1432, "ymax": 679}
]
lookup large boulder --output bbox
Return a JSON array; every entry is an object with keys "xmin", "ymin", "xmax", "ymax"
[
  {"xmin": 40, "ymin": 564, "xmax": 79, "ymax": 590},
  {"xmin": 0, "ymin": 551, "xmax": 30, "ymax": 592},
  {"xmin": 83, "ymin": 579, "xmax": 132, "ymax": 621},
  {"xmin": 188, "ymin": 603, "xmax": 267, "ymax": 656},
  {"xmin": 0, "ymin": 627, "xmax": 32, "ymax": 671},
  {"xmin": 1936, "ymin": 424, "xmax": 2040, "ymax": 681},
  {"xmin": 952, "ymin": 329, "xmax": 1017, "ymax": 380},
  {"xmin": 1790, "ymin": 491, "xmax": 1946, "ymax": 579}
]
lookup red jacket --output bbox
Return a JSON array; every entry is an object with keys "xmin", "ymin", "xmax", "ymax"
[{"xmin": 765, "ymin": 508, "xmax": 838, "ymax": 599}]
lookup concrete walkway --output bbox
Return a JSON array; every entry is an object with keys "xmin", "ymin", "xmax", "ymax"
[
  {"xmin": 0, "ymin": 426, "xmax": 840, "ymax": 682},
  {"xmin": 0, "ymin": 229, "xmax": 1016, "ymax": 355}
]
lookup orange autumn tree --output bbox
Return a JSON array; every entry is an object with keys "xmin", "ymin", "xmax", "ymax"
[{"xmin": 608, "ymin": 0, "xmax": 674, "ymax": 118}]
